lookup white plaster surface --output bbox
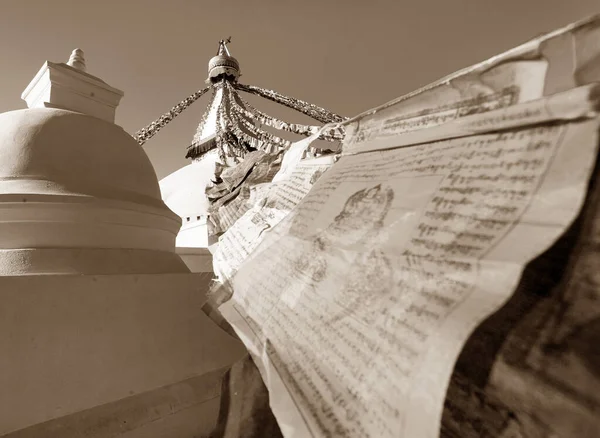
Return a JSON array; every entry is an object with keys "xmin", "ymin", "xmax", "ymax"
[
  {"xmin": 160, "ymin": 151, "xmax": 221, "ymax": 248},
  {"xmin": 160, "ymin": 150, "xmax": 220, "ymax": 219},
  {"xmin": 176, "ymin": 247, "xmax": 214, "ymax": 272},
  {"xmin": 0, "ymin": 273, "xmax": 245, "ymax": 435},
  {"xmin": 176, "ymin": 221, "xmax": 210, "ymax": 248}
]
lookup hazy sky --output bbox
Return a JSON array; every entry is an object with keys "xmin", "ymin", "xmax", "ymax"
[{"xmin": 0, "ymin": 0, "xmax": 598, "ymax": 179}]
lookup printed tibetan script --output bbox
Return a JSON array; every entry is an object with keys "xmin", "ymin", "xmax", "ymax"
[
  {"xmin": 213, "ymin": 15, "xmax": 600, "ymax": 438},
  {"xmin": 220, "ymin": 115, "xmax": 599, "ymax": 437}
]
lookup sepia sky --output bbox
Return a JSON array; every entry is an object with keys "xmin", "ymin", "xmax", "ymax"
[{"xmin": 0, "ymin": 0, "xmax": 598, "ymax": 179}]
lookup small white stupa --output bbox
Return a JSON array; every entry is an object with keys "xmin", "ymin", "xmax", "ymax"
[{"xmin": 0, "ymin": 49, "xmax": 244, "ymax": 437}]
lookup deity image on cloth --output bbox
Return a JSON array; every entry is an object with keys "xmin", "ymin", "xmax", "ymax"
[
  {"xmin": 292, "ymin": 184, "xmax": 396, "ymax": 322},
  {"xmin": 294, "ymin": 183, "xmax": 394, "ymax": 280}
]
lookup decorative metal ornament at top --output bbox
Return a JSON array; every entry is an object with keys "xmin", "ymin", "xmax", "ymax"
[
  {"xmin": 207, "ymin": 37, "xmax": 241, "ymax": 83},
  {"xmin": 133, "ymin": 38, "xmax": 348, "ymax": 160}
]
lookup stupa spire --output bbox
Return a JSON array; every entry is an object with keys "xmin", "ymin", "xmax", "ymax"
[{"xmin": 67, "ymin": 48, "xmax": 86, "ymax": 72}]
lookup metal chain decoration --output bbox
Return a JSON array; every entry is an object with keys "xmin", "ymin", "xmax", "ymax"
[{"xmin": 133, "ymin": 86, "xmax": 210, "ymax": 146}]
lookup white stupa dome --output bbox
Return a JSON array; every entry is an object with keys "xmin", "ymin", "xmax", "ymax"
[
  {"xmin": 0, "ymin": 108, "xmax": 163, "ymax": 204},
  {"xmin": 0, "ymin": 108, "xmax": 186, "ymax": 274}
]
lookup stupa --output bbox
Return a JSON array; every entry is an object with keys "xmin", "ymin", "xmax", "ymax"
[
  {"xmin": 0, "ymin": 49, "xmax": 245, "ymax": 437},
  {"xmin": 136, "ymin": 39, "xmax": 346, "ymax": 247}
]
